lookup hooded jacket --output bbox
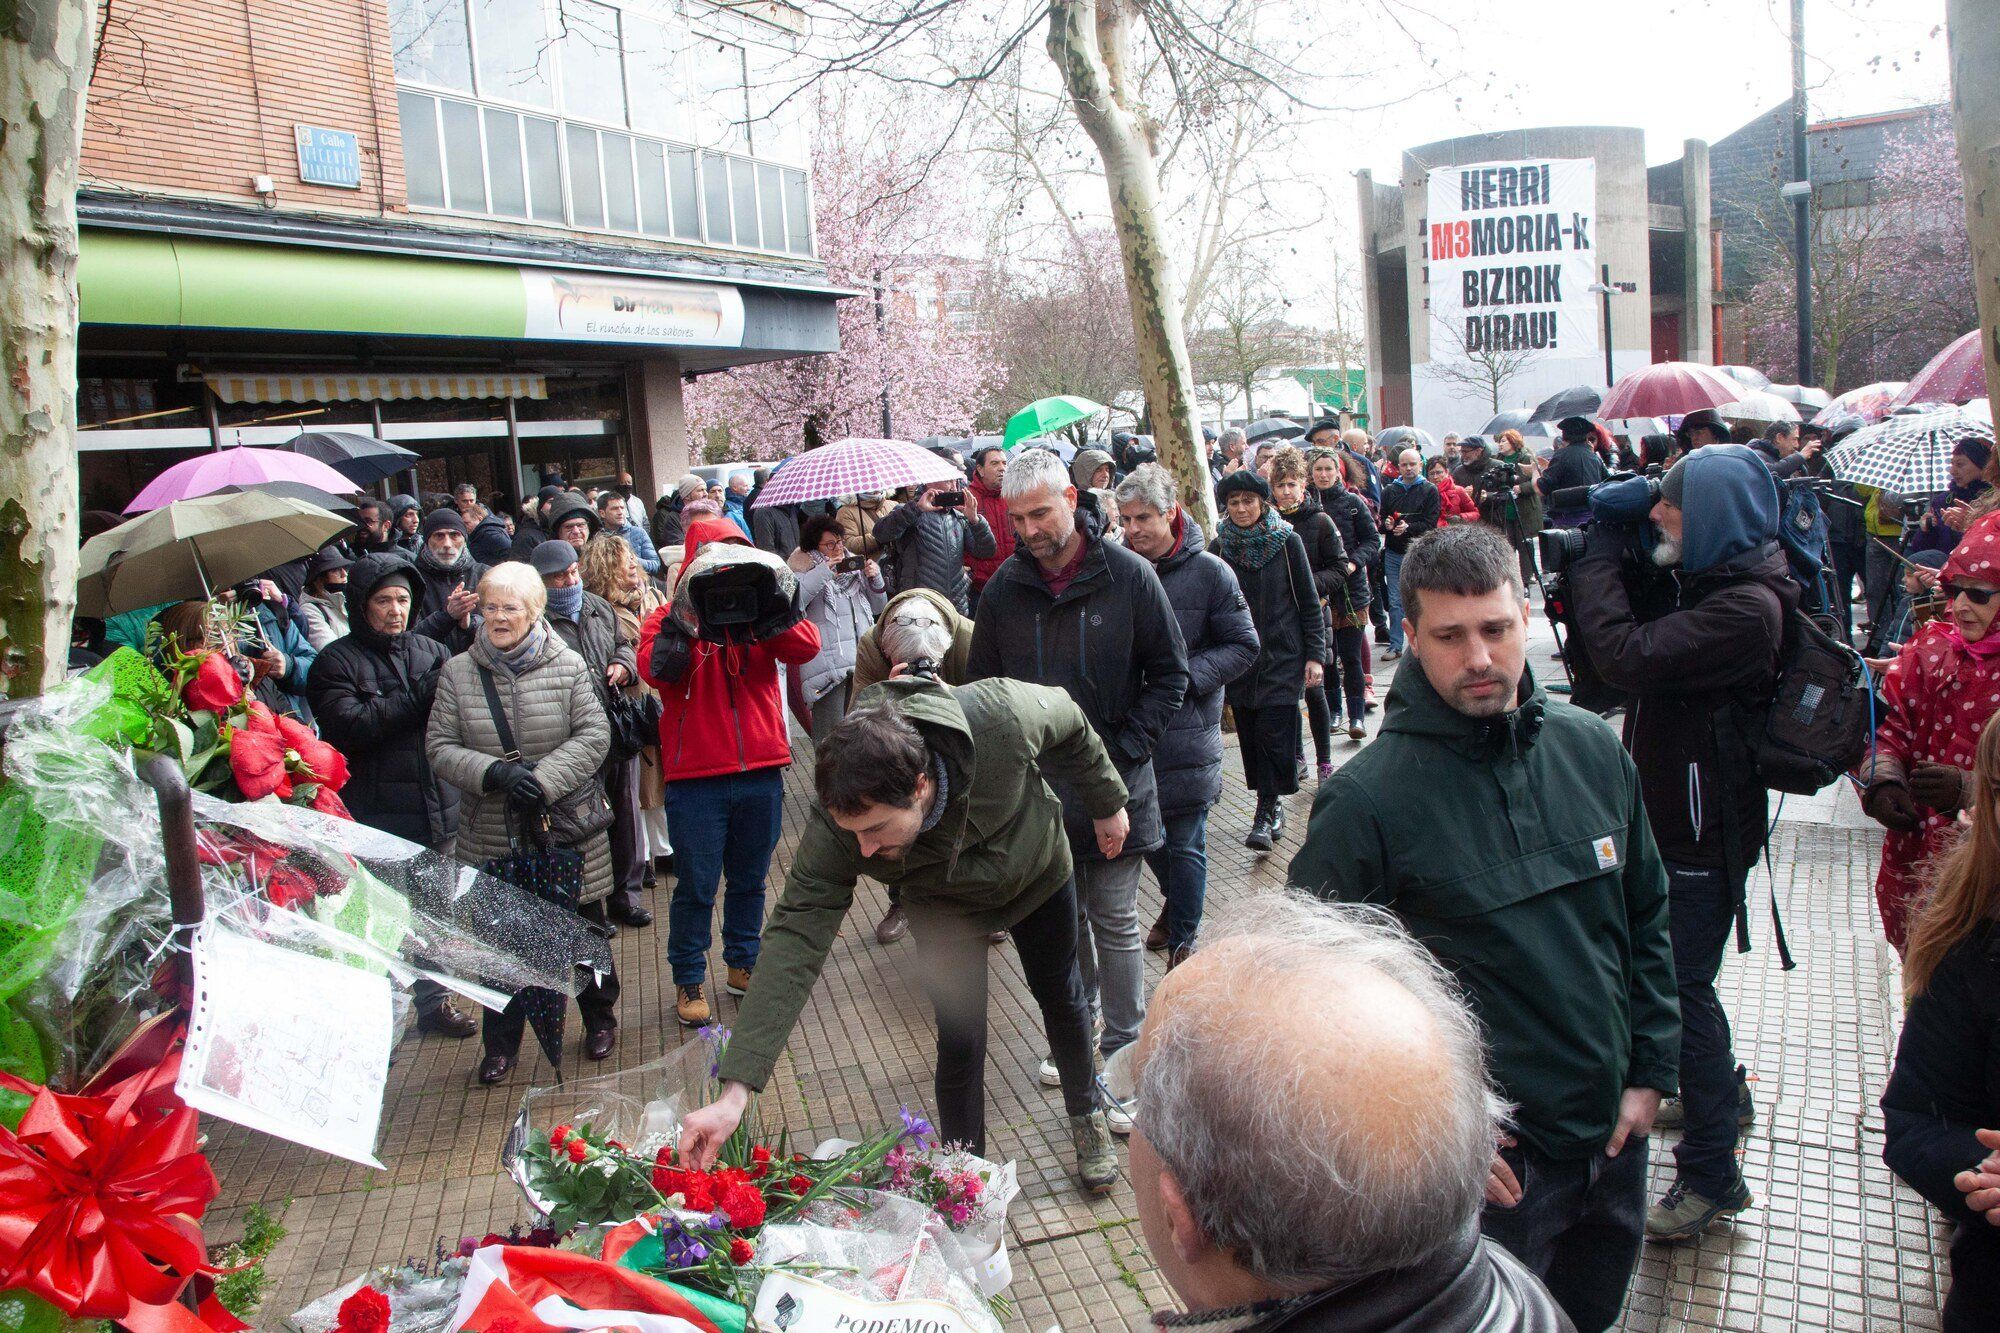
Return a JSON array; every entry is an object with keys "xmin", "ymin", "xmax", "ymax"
[
  {"xmin": 468, "ymin": 511, "xmax": 515, "ymax": 566},
  {"xmin": 1288, "ymin": 663, "xmax": 1679, "ymax": 1160},
  {"xmin": 305, "ymin": 554, "xmax": 459, "ymax": 846},
  {"xmin": 1071, "ymin": 447, "xmax": 1116, "ymax": 492},
  {"xmin": 387, "ymin": 494, "xmax": 422, "ymax": 551},
  {"xmin": 968, "ymin": 533, "xmax": 1190, "ymax": 860},
  {"xmin": 1145, "ymin": 514, "xmax": 1259, "ymax": 814},
  {"xmin": 1572, "ymin": 444, "xmax": 1793, "ymax": 873},
  {"xmin": 637, "ymin": 519, "xmax": 822, "ymax": 783},
  {"xmin": 1151, "ymin": 1223, "xmax": 1571, "ymax": 1333},
  {"xmin": 543, "ymin": 491, "xmax": 602, "ymax": 546},
  {"xmin": 850, "ymin": 586, "xmax": 974, "ymax": 697},
  {"xmin": 964, "ymin": 473, "xmax": 1017, "ymax": 590},
  {"xmin": 716, "ymin": 677, "xmax": 1128, "ymax": 1091}
]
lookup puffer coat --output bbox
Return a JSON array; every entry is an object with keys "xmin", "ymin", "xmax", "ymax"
[
  {"xmin": 426, "ymin": 627, "xmax": 614, "ymax": 904},
  {"xmin": 1319, "ymin": 485, "xmax": 1378, "ymax": 618},
  {"xmin": 1146, "ymin": 516, "xmax": 1259, "ymax": 814},
  {"xmin": 872, "ymin": 498, "xmax": 996, "ymax": 614},
  {"xmin": 796, "ymin": 556, "xmax": 889, "ymax": 704}
]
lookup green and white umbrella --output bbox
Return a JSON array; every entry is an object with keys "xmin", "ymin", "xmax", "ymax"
[{"xmin": 1003, "ymin": 395, "xmax": 1104, "ymax": 450}]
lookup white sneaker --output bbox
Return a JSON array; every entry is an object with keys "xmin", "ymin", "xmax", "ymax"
[
  {"xmin": 1096, "ymin": 1073, "xmax": 1135, "ymax": 1136},
  {"xmin": 1039, "ymin": 1056, "xmax": 1062, "ymax": 1087}
]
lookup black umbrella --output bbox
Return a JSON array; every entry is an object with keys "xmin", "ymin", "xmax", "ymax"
[
  {"xmin": 207, "ymin": 480, "xmax": 361, "ymax": 517},
  {"xmin": 1244, "ymin": 417, "xmax": 1306, "ymax": 444},
  {"xmin": 1480, "ymin": 409, "xmax": 1558, "ymax": 438},
  {"xmin": 277, "ymin": 430, "xmax": 420, "ymax": 487},
  {"xmin": 1527, "ymin": 386, "xmax": 1604, "ymax": 424}
]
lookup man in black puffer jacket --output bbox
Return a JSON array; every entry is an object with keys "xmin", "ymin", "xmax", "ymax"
[
  {"xmin": 873, "ymin": 477, "xmax": 997, "ymax": 614},
  {"xmin": 970, "ymin": 449, "xmax": 1188, "ymax": 1096},
  {"xmin": 1115, "ymin": 464, "xmax": 1259, "ymax": 967},
  {"xmin": 305, "ymin": 551, "xmax": 475, "ymax": 1040}
]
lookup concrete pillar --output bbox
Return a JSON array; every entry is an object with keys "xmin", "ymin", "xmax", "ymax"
[
  {"xmin": 1680, "ymin": 139, "xmax": 1715, "ymax": 364},
  {"xmin": 627, "ymin": 357, "xmax": 690, "ymax": 507},
  {"xmin": 1356, "ymin": 169, "xmax": 1386, "ymax": 430}
]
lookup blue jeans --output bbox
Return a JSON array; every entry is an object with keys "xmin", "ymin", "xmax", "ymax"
[
  {"xmin": 1383, "ymin": 549, "xmax": 1406, "ymax": 652},
  {"xmin": 664, "ymin": 768, "xmax": 784, "ymax": 986},
  {"xmin": 1482, "ymin": 1135, "xmax": 1648, "ymax": 1333},
  {"xmin": 1143, "ymin": 808, "xmax": 1208, "ymax": 952}
]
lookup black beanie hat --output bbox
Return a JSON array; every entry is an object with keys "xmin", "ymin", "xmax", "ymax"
[
  {"xmin": 1215, "ymin": 470, "xmax": 1272, "ymax": 504},
  {"xmin": 420, "ymin": 508, "xmax": 467, "ymax": 539}
]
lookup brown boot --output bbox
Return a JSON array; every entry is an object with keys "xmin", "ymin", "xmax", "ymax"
[
  {"xmin": 1144, "ymin": 908, "xmax": 1169, "ymax": 952},
  {"xmin": 675, "ymin": 984, "xmax": 710, "ymax": 1026}
]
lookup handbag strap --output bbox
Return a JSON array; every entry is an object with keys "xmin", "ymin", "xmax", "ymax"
[{"xmin": 476, "ymin": 664, "xmax": 523, "ymax": 762}]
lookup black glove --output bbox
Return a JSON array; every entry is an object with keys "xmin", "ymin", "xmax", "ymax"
[
  {"xmin": 1864, "ymin": 782, "xmax": 1922, "ymax": 832},
  {"xmin": 1582, "ymin": 520, "xmax": 1629, "ymax": 561},
  {"xmin": 1908, "ymin": 763, "xmax": 1968, "ymax": 815},
  {"xmin": 484, "ymin": 760, "xmax": 547, "ymax": 809},
  {"xmin": 649, "ymin": 616, "xmax": 693, "ymax": 683}
]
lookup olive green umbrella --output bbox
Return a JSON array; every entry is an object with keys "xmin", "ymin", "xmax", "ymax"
[
  {"xmin": 77, "ymin": 490, "xmax": 351, "ymax": 617},
  {"xmin": 1003, "ymin": 395, "xmax": 1104, "ymax": 450}
]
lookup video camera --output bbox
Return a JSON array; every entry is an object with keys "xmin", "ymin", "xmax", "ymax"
[
  {"xmin": 672, "ymin": 542, "xmax": 802, "ymax": 646},
  {"xmin": 1534, "ymin": 468, "xmax": 1673, "ymax": 714},
  {"xmin": 1469, "ymin": 459, "xmax": 1520, "ymax": 504}
]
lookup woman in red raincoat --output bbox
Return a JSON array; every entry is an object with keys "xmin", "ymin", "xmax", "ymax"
[{"xmin": 1859, "ymin": 511, "xmax": 2000, "ymax": 949}]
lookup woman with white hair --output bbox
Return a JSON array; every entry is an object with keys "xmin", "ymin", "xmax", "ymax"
[{"xmin": 426, "ymin": 561, "xmax": 619, "ymax": 1082}]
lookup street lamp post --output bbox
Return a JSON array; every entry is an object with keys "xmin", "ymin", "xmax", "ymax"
[{"xmin": 1789, "ymin": 0, "xmax": 1813, "ymax": 385}]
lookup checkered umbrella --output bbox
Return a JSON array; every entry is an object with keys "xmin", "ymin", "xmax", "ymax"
[
  {"xmin": 750, "ymin": 438, "xmax": 966, "ymax": 508},
  {"xmin": 1828, "ymin": 405, "xmax": 1995, "ymax": 496}
]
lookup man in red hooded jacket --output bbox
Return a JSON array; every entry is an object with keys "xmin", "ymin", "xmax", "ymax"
[
  {"xmin": 964, "ymin": 445, "xmax": 1016, "ymax": 616},
  {"xmin": 639, "ymin": 518, "xmax": 821, "ymax": 1026}
]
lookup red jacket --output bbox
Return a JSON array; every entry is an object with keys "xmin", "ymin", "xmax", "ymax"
[
  {"xmin": 639, "ymin": 518, "xmax": 822, "ymax": 782},
  {"xmin": 1435, "ymin": 474, "xmax": 1480, "ymax": 523},
  {"xmin": 965, "ymin": 475, "xmax": 1016, "ymax": 590}
]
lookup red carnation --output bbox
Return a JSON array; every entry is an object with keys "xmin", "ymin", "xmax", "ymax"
[
  {"xmin": 334, "ymin": 1286, "xmax": 391, "ymax": 1333},
  {"xmin": 567, "ymin": 1138, "xmax": 589, "ymax": 1162},
  {"xmin": 182, "ymin": 650, "xmax": 245, "ymax": 712},
  {"xmin": 749, "ymin": 1144, "xmax": 772, "ymax": 1179},
  {"xmin": 786, "ymin": 1173, "xmax": 813, "ymax": 1196},
  {"xmin": 730, "ymin": 1236, "xmax": 755, "ymax": 1265},
  {"xmin": 279, "ymin": 713, "xmax": 350, "ymax": 791},
  {"xmin": 718, "ymin": 1179, "xmax": 766, "ymax": 1229},
  {"xmin": 551, "ymin": 1124, "xmax": 574, "ymax": 1148}
]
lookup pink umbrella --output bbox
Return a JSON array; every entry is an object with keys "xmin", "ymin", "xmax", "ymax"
[
  {"xmin": 1812, "ymin": 381, "xmax": 1906, "ymax": 426},
  {"xmin": 1599, "ymin": 362, "xmax": 1746, "ymax": 420},
  {"xmin": 125, "ymin": 445, "xmax": 363, "ymax": 514},
  {"xmin": 1894, "ymin": 330, "xmax": 1986, "ymax": 407},
  {"xmin": 751, "ymin": 438, "xmax": 966, "ymax": 508}
]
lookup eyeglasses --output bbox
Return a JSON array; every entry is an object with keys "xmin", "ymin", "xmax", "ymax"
[{"xmin": 1942, "ymin": 582, "xmax": 2000, "ymax": 606}]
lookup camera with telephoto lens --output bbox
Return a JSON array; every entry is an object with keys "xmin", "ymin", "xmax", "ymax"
[
  {"xmin": 1471, "ymin": 459, "xmax": 1520, "ymax": 504},
  {"xmin": 1536, "ymin": 469, "xmax": 1672, "ymax": 714}
]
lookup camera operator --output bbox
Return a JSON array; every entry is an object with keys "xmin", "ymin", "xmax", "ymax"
[
  {"xmin": 871, "ymin": 477, "xmax": 997, "ymax": 615},
  {"xmin": 1456, "ymin": 434, "xmax": 1543, "ymax": 585},
  {"xmin": 637, "ymin": 518, "xmax": 822, "ymax": 1029},
  {"xmin": 674, "ymin": 678, "xmax": 1131, "ymax": 1195},
  {"xmin": 1537, "ymin": 417, "xmax": 1608, "ymax": 528},
  {"xmin": 1570, "ymin": 444, "xmax": 1796, "ymax": 1245},
  {"xmin": 1749, "ymin": 420, "xmax": 1825, "ymax": 481}
]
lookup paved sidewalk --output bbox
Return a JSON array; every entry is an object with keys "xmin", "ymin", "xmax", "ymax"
[{"xmin": 208, "ymin": 640, "xmax": 1951, "ymax": 1330}]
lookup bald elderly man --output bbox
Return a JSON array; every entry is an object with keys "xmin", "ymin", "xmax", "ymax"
[{"xmin": 1127, "ymin": 892, "xmax": 1571, "ymax": 1332}]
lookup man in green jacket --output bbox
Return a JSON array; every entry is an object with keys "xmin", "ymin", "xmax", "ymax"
[
  {"xmin": 1288, "ymin": 523, "xmax": 1678, "ymax": 1333},
  {"xmin": 676, "ymin": 674, "xmax": 1131, "ymax": 1194}
]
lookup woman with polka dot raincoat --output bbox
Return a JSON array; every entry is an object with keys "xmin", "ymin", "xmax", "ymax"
[{"xmin": 1859, "ymin": 511, "xmax": 2000, "ymax": 950}]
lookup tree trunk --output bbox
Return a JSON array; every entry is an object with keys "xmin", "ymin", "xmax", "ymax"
[
  {"xmin": 0, "ymin": 0, "xmax": 93, "ymax": 698},
  {"xmin": 1047, "ymin": 0, "xmax": 1216, "ymax": 532},
  {"xmin": 1948, "ymin": 0, "xmax": 2000, "ymax": 427}
]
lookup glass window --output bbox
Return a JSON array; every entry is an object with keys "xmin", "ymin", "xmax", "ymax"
[
  {"xmin": 483, "ymin": 108, "xmax": 526, "ymax": 217},
  {"xmin": 624, "ymin": 14, "xmax": 690, "ymax": 141},
  {"xmin": 389, "ymin": 0, "xmax": 472, "ymax": 90},
  {"xmin": 472, "ymin": 0, "xmax": 554, "ymax": 107},
  {"xmin": 730, "ymin": 155, "xmax": 760, "ymax": 248},
  {"xmin": 554, "ymin": 0, "xmax": 626, "ymax": 127},
  {"xmin": 524, "ymin": 115, "xmax": 564, "ymax": 221},
  {"xmin": 636, "ymin": 139, "xmax": 671, "ymax": 235},
  {"xmin": 440, "ymin": 98, "xmax": 486, "ymax": 211},
  {"xmin": 602, "ymin": 132, "xmax": 639, "ymax": 231},
  {"xmin": 702, "ymin": 151, "xmax": 733, "ymax": 244},
  {"xmin": 757, "ymin": 162, "xmax": 785, "ymax": 252},
  {"xmin": 669, "ymin": 148, "xmax": 701, "ymax": 239},
  {"xmin": 693, "ymin": 37, "xmax": 748, "ymax": 153},
  {"xmin": 399, "ymin": 92, "xmax": 447, "ymax": 207},
  {"xmin": 566, "ymin": 123, "xmax": 604, "ymax": 227},
  {"xmin": 782, "ymin": 167, "xmax": 811, "ymax": 255}
]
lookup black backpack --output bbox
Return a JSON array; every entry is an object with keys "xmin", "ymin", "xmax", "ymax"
[{"xmin": 1750, "ymin": 606, "xmax": 1871, "ymax": 795}]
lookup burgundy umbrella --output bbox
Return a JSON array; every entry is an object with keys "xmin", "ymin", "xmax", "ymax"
[
  {"xmin": 1598, "ymin": 362, "xmax": 1745, "ymax": 420},
  {"xmin": 125, "ymin": 445, "xmax": 361, "ymax": 514},
  {"xmin": 1894, "ymin": 331, "xmax": 1986, "ymax": 408}
]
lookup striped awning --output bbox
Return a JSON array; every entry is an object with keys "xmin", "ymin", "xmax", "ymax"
[{"xmin": 204, "ymin": 371, "xmax": 549, "ymax": 405}]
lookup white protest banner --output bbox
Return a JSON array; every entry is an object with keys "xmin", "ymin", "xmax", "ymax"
[{"xmin": 1425, "ymin": 158, "xmax": 1599, "ymax": 369}]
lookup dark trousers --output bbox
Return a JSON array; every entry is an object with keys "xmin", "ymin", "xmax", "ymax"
[
  {"xmin": 606, "ymin": 756, "xmax": 645, "ymax": 907},
  {"xmin": 1482, "ymin": 1135, "xmax": 1649, "ymax": 1333},
  {"xmin": 482, "ymin": 899, "xmax": 621, "ymax": 1054},
  {"xmin": 1665, "ymin": 861, "xmax": 1746, "ymax": 1195},
  {"xmin": 1328, "ymin": 623, "xmax": 1366, "ymax": 720},
  {"xmin": 1234, "ymin": 704, "xmax": 1302, "ymax": 797},
  {"xmin": 1143, "ymin": 808, "xmax": 1208, "ymax": 953},
  {"xmin": 1830, "ymin": 539, "xmax": 1864, "ymax": 634},
  {"xmin": 1304, "ymin": 685, "xmax": 1333, "ymax": 764},
  {"xmin": 1367, "ymin": 561, "xmax": 1390, "ymax": 636},
  {"xmin": 665, "ymin": 768, "xmax": 784, "ymax": 986},
  {"xmin": 919, "ymin": 882, "xmax": 1096, "ymax": 1156},
  {"xmin": 1946, "ymin": 1225, "xmax": 2000, "ymax": 1332}
]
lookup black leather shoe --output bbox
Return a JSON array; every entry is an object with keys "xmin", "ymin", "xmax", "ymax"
[
  {"xmin": 417, "ymin": 1001, "xmax": 477, "ymax": 1039},
  {"xmin": 608, "ymin": 896, "xmax": 654, "ymax": 927},
  {"xmin": 477, "ymin": 1054, "xmax": 513, "ymax": 1084},
  {"xmin": 585, "ymin": 1028, "xmax": 616, "ymax": 1060}
]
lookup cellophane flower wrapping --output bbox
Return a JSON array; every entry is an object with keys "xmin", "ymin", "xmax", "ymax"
[
  {"xmin": 754, "ymin": 1190, "xmax": 1003, "ymax": 1333},
  {"xmin": 287, "ymin": 1260, "xmax": 466, "ymax": 1333}
]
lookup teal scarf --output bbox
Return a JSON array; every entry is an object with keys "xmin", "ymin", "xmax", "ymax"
[{"xmin": 1215, "ymin": 506, "xmax": 1292, "ymax": 571}]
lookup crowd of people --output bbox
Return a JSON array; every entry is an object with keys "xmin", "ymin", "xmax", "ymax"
[{"xmin": 72, "ymin": 402, "xmax": 2000, "ymax": 1333}]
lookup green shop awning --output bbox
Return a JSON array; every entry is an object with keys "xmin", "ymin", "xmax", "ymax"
[{"xmin": 79, "ymin": 230, "xmax": 748, "ymax": 349}]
